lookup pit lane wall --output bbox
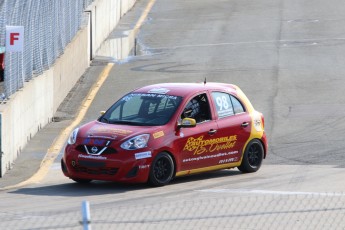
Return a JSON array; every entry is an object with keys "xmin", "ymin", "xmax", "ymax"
[{"xmin": 0, "ymin": 0, "xmax": 137, "ymax": 177}]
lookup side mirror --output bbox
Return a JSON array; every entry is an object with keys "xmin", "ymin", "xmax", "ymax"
[
  {"xmin": 100, "ymin": 111, "xmax": 106, "ymax": 115},
  {"xmin": 178, "ymin": 118, "xmax": 196, "ymax": 128}
]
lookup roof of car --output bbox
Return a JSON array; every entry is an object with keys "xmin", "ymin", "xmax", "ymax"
[{"xmin": 133, "ymin": 82, "xmax": 238, "ymax": 97}]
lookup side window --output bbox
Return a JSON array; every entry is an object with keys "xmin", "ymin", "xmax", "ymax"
[
  {"xmin": 181, "ymin": 93, "xmax": 211, "ymax": 123},
  {"xmin": 230, "ymin": 95, "xmax": 245, "ymax": 114},
  {"xmin": 212, "ymin": 92, "xmax": 234, "ymax": 118}
]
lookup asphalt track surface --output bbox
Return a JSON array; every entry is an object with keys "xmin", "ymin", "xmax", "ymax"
[{"xmin": 1, "ymin": 0, "xmax": 345, "ymax": 229}]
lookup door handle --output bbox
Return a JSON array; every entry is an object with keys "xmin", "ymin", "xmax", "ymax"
[
  {"xmin": 241, "ymin": 122, "xmax": 249, "ymax": 128},
  {"xmin": 208, "ymin": 129, "xmax": 217, "ymax": 135}
]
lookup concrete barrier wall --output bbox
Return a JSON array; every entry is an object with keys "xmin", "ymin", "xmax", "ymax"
[
  {"xmin": 87, "ymin": 0, "xmax": 137, "ymax": 58},
  {"xmin": 52, "ymin": 27, "xmax": 90, "ymax": 112},
  {"xmin": 96, "ymin": 29, "xmax": 136, "ymax": 60},
  {"xmin": 0, "ymin": 68, "xmax": 55, "ymax": 174},
  {"xmin": 0, "ymin": 0, "xmax": 137, "ymax": 176},
  {"xmin": 96, "ymin": 0, "xmax": 121, "ymax": 51}
]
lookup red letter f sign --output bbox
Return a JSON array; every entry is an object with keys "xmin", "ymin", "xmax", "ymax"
[
  {"xmin": 6, "ymin": 26, "xmax": 24, "ymax": 52},
  {"xmin": 10, "ymin": 33, "xmax": 20, "ymax": 45}
]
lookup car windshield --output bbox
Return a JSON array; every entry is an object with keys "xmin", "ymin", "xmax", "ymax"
[{"xmin": 99, "ymin": 93, "xmax": 183, "ymax": 126}]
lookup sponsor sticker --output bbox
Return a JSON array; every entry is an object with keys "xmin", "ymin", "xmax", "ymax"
[
  {"xmin": 139, "ymin": 165, "xmax": 150, "ymax": 169},
  {"xmin": 254, "ymin": 119, "xmax": 262, "ymax": 131},
  {"xmin": 183, "ymin": 151, "xmax": 238, "ymax": 163},
  {"xmin": 78, "ymin": 154, "xmax": 107, "ymax": 160},
  {"xmin": 219, "ymin": 157, "xmax": 239, "ymax": 164},
  {"xmin": 88, "ymin": 126, "xmax": 132, "ymax": 136},
  {"xmin": 253, "ymin": 114, "xmax": 263, "ymax": 132},
  {"xmin": 153, "ymin": 131, "xmax": 164, "ymax": 139},
  {"xmin": 135, "ymin": 151, "xmax": 152, "ymax": 160},
  {"xmin": 82, "ymin": 138, "xmax": 111, "ymax": 146},
  {"xmin": 148, "ymin": 88, "xmax": 170, "ymax": 94},
  {"xmin": 183, "ymin": 135, "xmax": 237, "ymax": 155}
]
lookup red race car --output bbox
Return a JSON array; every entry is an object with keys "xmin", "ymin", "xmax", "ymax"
[{"xmin": 61, "ymin": 82, "xmax": 267, "ymax": 186}]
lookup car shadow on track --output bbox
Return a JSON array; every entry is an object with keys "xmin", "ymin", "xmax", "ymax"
[{"xmin": 9, "ymin": 169, "xmax": 243, "ymax": 197}]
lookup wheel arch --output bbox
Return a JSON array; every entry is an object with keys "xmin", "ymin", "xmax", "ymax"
[
  {"xmin": 242, "ymin": 137, "xmax": 267, "ymax": 159},
  {"xmin": 248, "ymin": 138, "xmax": 266, "ymax": 158},
  {"xmin": 159, "ymin": 150, "xmax": 177, "ymax": 177},
  {"xmin": 257, "ymin": 138, "xmax": 267, "ymax": 159}
]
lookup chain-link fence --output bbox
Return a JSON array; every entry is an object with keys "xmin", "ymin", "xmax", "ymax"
[
  {"xmin": 0, "ymin": 0, "xmax": 94, "ymax": 98},
  {"xmin": 0, "ymin": 192, "xmax": 345, "ymax": 229}
]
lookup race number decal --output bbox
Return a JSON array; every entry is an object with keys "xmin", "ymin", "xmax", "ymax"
[{"xmin": 212, "ymin": 92, "xmax": 234, "ymax": 118}]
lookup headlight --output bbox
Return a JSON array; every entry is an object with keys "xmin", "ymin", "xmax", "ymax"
[
  {"xmin": 67, "ymin": 128, "xmax": 79, "ymax": 145},
  {"xmin": 121, "ymin": 134, "xmax": 150, "ymax": 150}
]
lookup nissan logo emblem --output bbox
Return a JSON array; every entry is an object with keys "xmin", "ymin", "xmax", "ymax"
[{"xmin": 91, "ymin": 146, "xmax": 98, "ymax": 154}]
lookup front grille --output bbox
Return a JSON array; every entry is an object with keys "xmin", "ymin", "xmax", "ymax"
[
  {"xmin": 102, "ymin": 147, "xmax": 118, "ymax": 154},
  {"xmin": 78, "ymin": 160, "xmax": 106, "ymax": 168},
  {"xmin": 73, "ymin": 165, "xmax": 118, "ymax": 176},
  {"xmin": 76, "ymin": 145, "xmax": 85, "ymax": 152},
  {"xmin": 75, "ymin": 145, "xmax": 117, "ymax": 155}
]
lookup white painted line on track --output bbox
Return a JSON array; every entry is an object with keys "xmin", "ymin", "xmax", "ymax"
[
  {"xmin": 147, "ymin": 37, "xmax": 345, "ymax": 50},
  {"xmin": 196, "ymin": 189, "xmax": 345, "ymax": 197}
]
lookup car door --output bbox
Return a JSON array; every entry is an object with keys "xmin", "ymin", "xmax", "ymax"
[
  {"xmin": 175, "ymin": 92, "xmax": 223, "ymax": 172},
  {"xmin": 210, "ymin": 91, "xmax": 252, "ymax": 165}
]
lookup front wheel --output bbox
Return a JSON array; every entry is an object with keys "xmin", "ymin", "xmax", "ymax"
[
  {"xmin": 238, "ymin": 139, "xmax": 264, "ymax": 173},
  {"xmin": 149, "ymin": 152, "xmax": 175, "ymax": 186}
]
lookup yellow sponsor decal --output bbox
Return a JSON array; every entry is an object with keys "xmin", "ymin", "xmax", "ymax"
[
  {"xmin": 153, "ymin": 131, "xmax": 165, "ymax": 139},
  {"xmin": 183, "ymin": 135, "xmax": 237, "ymax": 155},
  {"xmin": 89, "ymin": 126, "xmax": 132, "ymax": 136},
  {"xmin": 111, "ymin": 128, "xmax": 132, "ymax": 135}
]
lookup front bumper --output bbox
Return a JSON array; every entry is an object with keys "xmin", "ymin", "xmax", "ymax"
[{"xmin": 61, "ymin": 148, "xmax": 152, "ymax": 183}]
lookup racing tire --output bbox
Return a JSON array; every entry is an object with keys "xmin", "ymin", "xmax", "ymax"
[
  {"xmin": 238, "ymin": 139, "xmax": 264, "ymax": 173},
  {"xmin": 149, "ymin": 152, "xmax": 175, "ymax": 186},
  {"xmin": 71, "ymin": 178, "xmax": 92, "ymax": 184}
]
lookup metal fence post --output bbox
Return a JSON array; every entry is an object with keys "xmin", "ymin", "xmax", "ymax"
[{"xmin": 81, "ymin": 201, "xmax": 91, "ymax": 230}]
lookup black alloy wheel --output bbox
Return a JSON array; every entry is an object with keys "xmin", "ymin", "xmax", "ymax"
[
  {"xmin": 149, "ymin": 152, "xmax": 174, "ymax": 186},
  {"xmin": 238, "ymin": 139, "xmax": 264, "ymax": 173}
]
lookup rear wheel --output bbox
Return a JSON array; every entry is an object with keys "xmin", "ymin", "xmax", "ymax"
[
  {"xmin": 238, "ymin": 139, "xmax": 264, "ymax": 173},
  {"xmin": 149, "ymin": 152, "xmax": 174, "ymax": 186}
]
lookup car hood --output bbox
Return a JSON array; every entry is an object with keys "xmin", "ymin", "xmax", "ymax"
[{"xmin": 77, "ymin": 120, "xmax": 162, "ymax": 142}]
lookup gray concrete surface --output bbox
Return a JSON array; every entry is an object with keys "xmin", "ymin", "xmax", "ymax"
[{"xmin": 1, "ymin": 0, "xmax": 345, "ymax": 229}]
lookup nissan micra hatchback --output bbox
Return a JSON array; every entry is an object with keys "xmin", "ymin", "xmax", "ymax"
[{"xmin": 61, "ymin": 82, "xmax": 267, "ymax": 186}]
